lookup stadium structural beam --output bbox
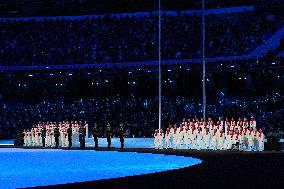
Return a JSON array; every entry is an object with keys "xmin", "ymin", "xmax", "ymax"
[
  {"xmin": 202, "ymin": 0, "xmax": 206, "ymax": 120},
  {"xmin": 158, "ymin": 0, "xmax": 162, "ymax": 131}
]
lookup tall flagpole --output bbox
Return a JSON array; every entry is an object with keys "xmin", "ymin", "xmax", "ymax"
[
  {"xmin": 158, "ymin": 0, "xmax": 162, "ymax": 130},
  {"xmin": 202, "ymin": 0, "xmax": 206, "ymax": 120}
]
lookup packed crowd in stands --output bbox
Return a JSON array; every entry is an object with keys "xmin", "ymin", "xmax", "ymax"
[
  {"xmin": 0, "ymin": 11, "xmax": 280, "ymax": 66},
  {"xmin": 0, "ymin": 93, "xmax": 282, "ymax": 139}
]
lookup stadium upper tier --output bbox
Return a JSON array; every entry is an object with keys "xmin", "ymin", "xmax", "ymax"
[{"xmin": 0, "ymin": 8, "xmax": 282, "ymax": 67}]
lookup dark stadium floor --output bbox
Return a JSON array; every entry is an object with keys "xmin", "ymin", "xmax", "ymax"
[{"xmin": 3, "ymin": 146, "xmax": 284, "ymax": 189}]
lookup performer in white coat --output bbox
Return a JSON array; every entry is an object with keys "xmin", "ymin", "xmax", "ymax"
[
  {"xmin": 184, "ymin": 126, "xmax": 190, "ymax": 149},
  {"xmin": 247, "ymin": 128, "xmax": 254, "ymax": 151},
  {"xmin": 226, "ymin": 131, "xmax": 233, "ymax": 150},
  {"xmin": 178, "ymin": 125, "xmax": 184, "ymax": 149},
  {"xmin": 23, "ymin": 130, "xmax": 28, "ymax": 146},
  {"xmin": 243, "ymin": 127, "xmax": 249, "ymax": 150},
  {"xmin": 217, "ymin": 130, "xmax": 224, "ymax": 150},
  {"xmin": 250, "ymin": 116, "xmax": 256, "ymax": 130},
  {"xmin": 34, "ymin": 128, "xmax": 39, "ymax": 146},
  {"xmin": 158, "ymin": 129, "xmax": 164, "ymax": 149},
  {"xmin": 211, "ymin": 129, "xmax": 218, "ymax": 150},
  {"xmin": 189, "ymin": 126, "xmax": 197, "ymax": 149},
  {"xmin": 165, "ymin": 128, "xmax": 171, "ymax": 149},
  {"xmin": 27, "ymin": 130, "xmax": 32, "ymax": 146},
  {"xmin": 243, "ymin": 118, "xmax": 249, "ymax": 128},
  {"xmin": 225, "ymin": 118, "xmax": 230, "ymax": 134},
  {"xmin": 154, "ymin": 129, "xmax": 159, "ymax": 149},
  {"xmin": 172, "ymin": 124, "xmax": 179, "ymax": 149},
  {"xmin": 31, "ymin": 128, "xmax": 35, "ymax": 146},
  {"xmin": 203, "ymin": 128, "xmax": 210, "ymax": 150},
  {"xmin": 196, "ymin": 128, "xmax": 203, "ymax": 150},
  {"xmin": 258, "ymin": 129, "xmax": 265, "ymax": 151},
  {"xmin": 218, "ymin": 117, "xmax": 224, "ymax": 130}
]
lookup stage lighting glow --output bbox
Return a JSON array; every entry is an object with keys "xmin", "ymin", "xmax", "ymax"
[
  {"xmin": 49, "ymin": 73, "xmax": 54, "ymax": 76},
  {"xmin": 28, "ymin": 74, "xmax": 33, "ymax": 77},
  {"xmin": 167, "ymin": 69, "xmax": 172, "ymax": 72},
  {"xmin": 231, "ymin": 65, "xmax": 234, "ymax": 68},
  {"xmin": 68, "ymin": 73, "xmax": 73, "ymax": 76},
  {"xmin": 0, "ymin": 149, "xmax": 202, "ymax": 189},
  {"xmin": 271, "ymin": 62, "xmax": 275, "ymax": 65}
]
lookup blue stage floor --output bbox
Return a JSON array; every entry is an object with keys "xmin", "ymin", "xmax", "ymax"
[{"xmin": 0, "ymin": 148, "xmax": 202, "ymax": 189}]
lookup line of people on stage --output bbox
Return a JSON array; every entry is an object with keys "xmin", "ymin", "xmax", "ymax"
[
  {"xmin": 154, "ymin": 116, "xmax": 265, "ymax": 151},
  {"xmin": 22, "ymin": 121, "xmax": 126, "ymax": 149},
  {"xmin": 22, "ymin": 121, "xmax": 88, "ymax": 148},
  {"xmin": 92, "ymin": 123, "xmax": 125, "ymax": 149}
]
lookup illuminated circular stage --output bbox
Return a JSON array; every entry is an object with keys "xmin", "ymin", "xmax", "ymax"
[{"xmin": 0, "ymin": 148, "xmax": 202, "ymax": 188}]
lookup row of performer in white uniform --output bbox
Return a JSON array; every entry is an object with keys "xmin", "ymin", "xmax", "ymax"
[
  {"xmin": 154, "ymin": 116, "xmax": 265, "ymax": 151},
  {"xmin": 22, "ymin": 121, "xmax": 88, "ymax": 147}
]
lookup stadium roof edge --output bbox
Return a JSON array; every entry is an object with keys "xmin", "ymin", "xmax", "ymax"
[
  {"xmin": 0, "ymin": 6, "xmax": 254, "ymax": 21},
  {"xmin": 0, "ymin": 55, "xmax": 257, "ymax": 71}
]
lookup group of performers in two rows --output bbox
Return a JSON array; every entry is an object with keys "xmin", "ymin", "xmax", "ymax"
[
  {"xmin": 22, "ymin": 121, "xmax": 125, "ymax": 149},
  {"xmin": 22, "ymin": 121, "xmax": 88, "ymax": 148},
  {"xmin": 154, "ymin": 116, "xmax": 265, "ymax": 151}
]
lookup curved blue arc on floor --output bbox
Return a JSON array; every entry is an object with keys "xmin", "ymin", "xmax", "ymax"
[{"xmin": 0, "ymin": 148, "xmax": 202, "ymax": 189}]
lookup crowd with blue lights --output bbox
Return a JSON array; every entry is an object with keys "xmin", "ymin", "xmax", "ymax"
[
  {"xmin": 0, "ymin": 11, "xmax": 279, "ymax": 66},
  {"xmin": 0, "ymin": 93, "xmax": 282, "ymax": 139}
]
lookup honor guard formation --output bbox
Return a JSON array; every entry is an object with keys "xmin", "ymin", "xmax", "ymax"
[{"xmin": 154, "ymin": 116, "xmax": 265, "ymax": 151}]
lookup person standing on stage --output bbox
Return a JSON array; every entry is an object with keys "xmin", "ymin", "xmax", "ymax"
[
  {"xmin": 106, "ymin": 123, "xmax": 112, "ymax": 149},
  {"xmin": 165, "ymin": 127, "xmax": 171, "ymax": 149},
  {"xmin": 250, "ymin": 116, "xmax": 256, "ymax": 130},
  {"xmin": 79, "ymin": 124, "xmax": 86, "ymax": 149},
  {"xmin": 41, "ymin": 126, "xmax": 46, "ymax": 148},
  {"xmin": 54, "ymin": 125, "xmax": 60, "ymax": 148},
  {"xmin": 67, "ymin": 123, "xmax": 72, "ymax": 148},
  {"xmin": 154, "ymin": 129, "xmax": 159, "ymax": 149},
  {"xmin": 119, "ymin": 123, "xmax": 125, "ymax": 149},
  {"xmin": 92, "ymin": 123, "xmax": 99, "ymax": 148}
]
